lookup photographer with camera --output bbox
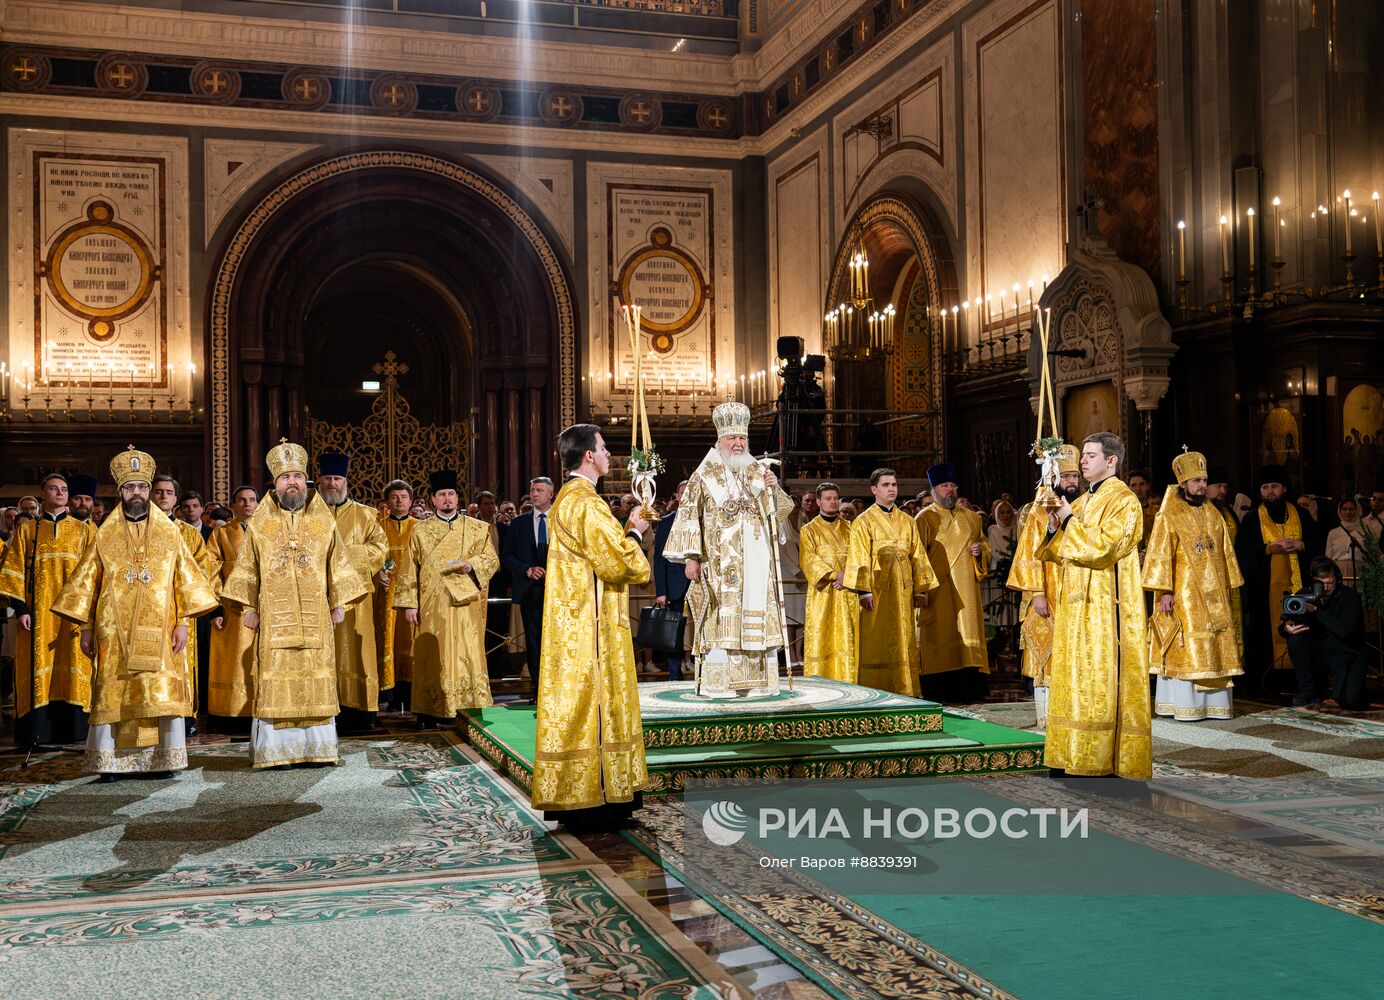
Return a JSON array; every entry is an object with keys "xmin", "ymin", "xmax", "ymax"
[{"xmin": 1280, "ymin": 557, "xmax": 1369, "ymax": 711}]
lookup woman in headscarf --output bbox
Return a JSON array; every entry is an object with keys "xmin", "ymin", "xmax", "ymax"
[
  {"xmin": 1325, "ymin": 497, "xmax": 1367, "ymax": 585},
  {"xmin": 988, "ymin": 500, "xmax": 1018, "ymax": 573}
]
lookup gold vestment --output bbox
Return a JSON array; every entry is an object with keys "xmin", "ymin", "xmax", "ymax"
[
  {"xmin": 52, "ymin": 507, "xmax": 218, "ymax": 747},
  {"xmin": 206, "ymin": 521, "xmax": 257, "ymax": 716},
  {"xmin": 1006, "ymin": 504, "xmax": 1061, "ymax": 686},
  {"xmin": 1038, "ymin": 479, "xmax": 1151, "ymax": 779},
  {"xmin": 0, "ymin": 514, "xmax": 95, "ymax": 717},
  {"xmin": 327, "ymin": 500, "xmax": 388, "ymax": 712},
  {"xmin": 533, "ymin": 475, "xmax": 650, "ymax": 812},
  {"xmin": 393, "ymin": 514, "xmax": 497, "ymax": 717},
  {"xmin": 375, "ymin": 514, "xmax": 416, "ymax": 689},
  {"xmin": 916, "ymin": 504, "xmax": 991, "ymax": 675},
  {"xmin": 844, "ymin": 505, "xmax": 937, "ymax": 697},
  {"xmin": 798, "ymin": 515, "xmax": 858, "ymax": 683},
  {"xmin": 1143, "ymin": 487, "xmax": 1244, "ymax": 685},
  {"xmin": 1260, "ymin": 504, "xmax": 1303, "ymax": 670}
]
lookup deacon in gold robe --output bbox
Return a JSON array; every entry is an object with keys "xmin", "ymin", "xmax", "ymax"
[
  {"xmin": 0, "ymin": 473, "xmax": 95, "ymax": 746},
  {"xmin": 394, "ymin": 470, "xmax": 498, "ymax": 725},
  {"xmin": 1205, "ymin": 465, "xmax": 1243, "ymax": 657},
  {"xmin": 662, "ymin": 402, "xmax": 794, "ymax": 699},
  {"xmin": 375, "ymin": 479, "xmax": 417, "ymax": 711},
  {"xmin": 206, "ymin": 485, "xmax": 259, "ymax": 726},
  {"xmin": 1005, "ymin": 445, "xmax": 1082, "ymax": 729},
  {"xmin": 798, "ymin": 483, "xmax": 858, "ymax": 683},
  {"xmin": 316, "ymin": 452, "xmax": 388, "ymax": 732},
  {"xmin": 222, "ymin": 441, "xmax": 370, "ymax": 769},
  {"xmin": 916, "ymin": 462, "xmax": 991, "ymax": 700},
  {"xmin": 533, "ymin": 424, "xmax": 651, "ymax": 828},
  {"xmin": 844, "ymin": 468, "xmax": 938, "ymax": 697},
  {"xmin": 1144, "ymin": 450, "xmax": 1244, "ymax": 721},
  {"xmin": 151, "ymin": 473, "xmax": 211, "ymax": 722},
  {"xmin": 1234, "ymin": 465, "xmax": 1318, "ymax": 678},
  {"xmin": 1038, "ymin": 433, "xmax": 1151, "ymax": 780},
  {"xmin": 52, "ymin": 448, "xmax": 218, "ymax": 779}
]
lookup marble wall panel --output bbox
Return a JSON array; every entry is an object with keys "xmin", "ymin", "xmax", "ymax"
[{"xmin": 768, "ymin": 131, "xmax": 828, "ymax": 351}]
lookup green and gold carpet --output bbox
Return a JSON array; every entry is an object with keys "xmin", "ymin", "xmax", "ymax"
[{"xmin": 0, "ymin": 734, "xmax": 741, "ymax": 999}]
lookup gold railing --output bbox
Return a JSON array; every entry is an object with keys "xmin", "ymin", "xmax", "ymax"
[{"xmin": 308, "ymin": 352, "xmax": 470, "ymax": 502}]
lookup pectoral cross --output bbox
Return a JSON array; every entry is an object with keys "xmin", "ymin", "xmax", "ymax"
[{"xmin": 124, "ymin": 565, "xmax": 152, "ymax": 586}]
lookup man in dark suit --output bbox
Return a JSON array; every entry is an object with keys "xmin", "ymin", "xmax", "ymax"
[
  {"xmin": 500, "ymin": 477, "xmax": 554, "ymax": 698},
  {"xmin": 653, "ymin": 480, "xmax": 690, "ymax": 681}
]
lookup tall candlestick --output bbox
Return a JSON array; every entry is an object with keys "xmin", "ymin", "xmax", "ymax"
[
  {"xmin": 1374, "ymin": 192, "xmax": 1382, "ymax": 256},
  {"xmin": 1219, "ymin": 214, "xmax": 1230, "ymax": 276},
  {"xmin": 1176, "ymin": 219, "xmax": 1187, "ymax": 279},
  {"xmin": 1343, "ymin": 190, "xmax": 1353, "ymax": 255},
  {"xmin": 1246, "ymin": 207, "xmax": 1256, "ymax": 270},
  {"xmin": 1271, "ymin": 197, "xmax": 1281, "ymax": 260}
]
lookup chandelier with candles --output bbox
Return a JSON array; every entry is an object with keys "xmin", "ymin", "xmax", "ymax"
[{"xmin": 823, "ymin": 235, "xmax": 896, "ymax": 364}]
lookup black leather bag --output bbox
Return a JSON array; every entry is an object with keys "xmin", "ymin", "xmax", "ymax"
[{"xmin": 636, "ymin": 605, "xmax": 686, "ymax": 653}]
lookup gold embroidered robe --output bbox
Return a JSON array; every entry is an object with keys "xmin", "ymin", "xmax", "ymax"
[
  {"xmin": 375, "ymin": 514, "xmax": 416, "ymax": 689},
  {"xmin": 916, "ymin": 504, "xmax": 991, "ymax": 675},
  {"xmin": 1143, "ymin": 487, "xmax": 1244, "ymax": 685},
  {"xmin": 221, "ymin": 493, "xmax": 370, "ymax": 724},
  {"xmin": 327, "ymin": 500, "xmax": 388, "ymax": 712},
  {"xmin": 1214, "ymin": 502, "xmax": 1243, "ymax": 656},
  {"xmin": 533, "ymin": 476, "xmax": 650, "ymax": 812},
  {"xmin": 1006, "ymin": 503, "xmax": 1061, "ymax": 686},
  {"xmin": 52, "ymin": 508, "xmax": 217, "ymax": 745},
  {"xmin": 393, "ymin": 514, "xmax": 497, "ymax": 717},
  {"xmin": 172, "ymin": 518, "xmax": 210, "ymax": 706},
  {"xmin": 844, "ymin": 505, "xmax": 937, "ymax": 697},
  {"xmin": 0, "ymin": 514, "xmax": 95, "ymax": 717},
  {"xmin": 206, "ymin": 521, "xmax": 257, "ymax": 716},
  {"xmin": 1038, "ymin": 480, "xmax": 1151, "ymax": 779},
  {"xmin": 798, "ymin": 515, "xmax": 858, "ymax": 683}
]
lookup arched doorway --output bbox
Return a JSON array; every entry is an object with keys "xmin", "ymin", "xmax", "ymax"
[
  {"xmin": 824, "ymin": 192, "xmax": 954, "ymax": 476},
  {"xmin": 208, "ymin": 150, "xmax": 576, "ymax": 501}
]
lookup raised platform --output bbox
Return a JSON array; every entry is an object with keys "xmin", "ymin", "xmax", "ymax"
[{"xmin": 463, "ymin": 679, "xmax": 1045, "ymax": 797}]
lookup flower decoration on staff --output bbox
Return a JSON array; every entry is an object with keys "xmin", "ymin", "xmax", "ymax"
[
  {"xmin": 1028, "ymin": 306, "xmax": 1065, "ymax": 510},
  {"xmin": 621, "ymin": 302, "xmax": 665, "ymax": 522}
]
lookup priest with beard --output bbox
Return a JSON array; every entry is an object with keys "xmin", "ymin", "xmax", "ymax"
[
  {"xmin": 222, "ymin": 441, "xmax": 369, "ymax": 769},
  {"xmin": 1235, "ymin": 465, "xmax": 1320, "ymax": 681},
  {"xmin": 67, "ymin": 474, "xmax": 99, "ymax": 524}
]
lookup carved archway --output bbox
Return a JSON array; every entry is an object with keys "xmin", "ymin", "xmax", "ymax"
[{"xmin": 208, "ymin": 150, "xmax": 576, "ymax": 500}]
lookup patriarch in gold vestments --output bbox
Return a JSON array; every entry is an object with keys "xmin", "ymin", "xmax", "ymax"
[
  {"xmin": 317, "ymin": 452, "xmax": 388, "ymax": 730},
  {"xmin": 1145, "ymin": 451, "xmax": 1245, "ymax": 721},
  {"xmin": 1038, "ymin": 433, "xmax": 1151, "ymax": 780},
  {"xmin": 1234, "ymin": 465, "xmax": 1318, "ymax": 675},
  {"xmin": 915, "ymin": 463, "xmax": 991, "ymax": 694},
  {"xmin": 394, "ymin": 470, "xmax": 498, "ymax": 723},
  {"xmin": 151, "ymin": 474, "xmax": 211, "ymax": 716},
  {"xmin": 53, "ymin": 448, "xmax": 218, "ymax": 778},
  {"xmin": 375, "ymin": 479, "xmax": 417, "ymax": 709},
  {"xmin": 844, "ymin": 468, "xmax": 938, "ymax": 697},
  {"xmin": 222, "ymin": 441, "xmax": 370, "ymax": 769},
  {"xmin": 206, "ymin": 485, "xmax": 260, "ymax": 720},
  {"xmin": 798, "ymin": 483, "xmax": 858, "ymax": 683},
  {"xmin": 0, "ymin": 473, "xmax": 95, "ymax": 746},
  {"xmin": 1006, "ymin": 444, "xmax": 1082, "ymax": 729},
  {"xmin": 533, "ymin": 425, "xmax": 651, "ymax": 824}
]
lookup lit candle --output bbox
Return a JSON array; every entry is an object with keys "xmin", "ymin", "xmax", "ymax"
[
  {"xmin": 187, "ymin": 362, "xmax": 196, "ymax": 407},
  {"xmin": 949, "ymin": 305, "xmax": 959, "ymax": 354},
  {"xmin": 984, "ymin": 294, "xmax": 993, "ymax": 340},
  {"xmin": 1374, "ymin": 192, "xmax": 1382, "ymax": 256},
  {"xmin": 1246, "ymin": 207, "xmax": 1256, "ymax": 269},
  {"xmin": 1219, "ymin": 215, "xmax": 1230, "ymax": 276},
  {"xmin": 1343, "ymin": 190, "xmax": 1353, "ymax": 255},
  {"xmin": 1176, "ymin": 220, "xmax": 1187, "ymax": 280},
  {"xmin": 1270, "ymin": 198, "xmax": 1281, "ymax": 260},
  {"xmin": 961, "ymin": 300, "xmax": 970, "ymax": 348}
]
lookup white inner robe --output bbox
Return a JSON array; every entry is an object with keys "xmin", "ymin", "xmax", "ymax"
[
  {"xmin": 1154, "ymin": 676, "xmax": 1232, "ymax": 721},
  {"xmin": 84, "ymin": 717, "xmax": 187, "ymax": 774},
  {"xmin": 250, "ymin": 718, "xmax": 339, "ymax": 768}
]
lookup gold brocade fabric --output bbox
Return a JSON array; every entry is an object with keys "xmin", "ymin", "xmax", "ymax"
[
  {"xmin": 375, "ymin": 515, "xmax": 417, "ymax": 687},
  {"xmin": 916, "ymin": 505, "xmax": 991, "ymax": 675},
  {"xmin": 51, "ymin": 507, "xmax": 218, "ymax": 731},
  {"xmin": 174, "ymin": 518, "xmax": 211, "ymax": 707},
  {"xmin": 798, "ymin": 516, "xmax": 858, "ymax": 683},
  {"xmin": 393, "ymin": 514, "xmax": 497, "ymax": 717},
  {"xmin": 1006, "ymin": 504, "xmax": 1061, "ymax": 686},
  {"xmin": 1259, "ymin": 504, "xmax": 1303, "ymax": 670},
  {"xmin": 533, "ymin": 476, "xmax": 651, "ymax": 812},
  {"xmin": 221, "ymin": 493, "xmax": 371, "ymax": 721},
  {"xmin": 1038, "ymin": 479, "xmax": 1152, "ymax": 779},
  {"xmin": 662, "ymin": 448, "xmax": 795, "ymax": 658},
  {"xmin": 0, "ymin": 515, "xmax": 95, "ymax": 714},
  {"xmin": 843, "ymin": 505, "xmax": 937, "ymax": 697},
  {"xmin": 1143, "ymin": 487, "xmax": 1245, "ymax": 683},
  {"xmin": 328, "ymin": 500, "xmax": 388, "ymax": 712},
  {"xmin": 1217, "ymin": 504, "xmax": 1243, "ymax": 655},
  {"xmin": 206, "ymin": 521, "xmax": 257, "ymax": 716}
]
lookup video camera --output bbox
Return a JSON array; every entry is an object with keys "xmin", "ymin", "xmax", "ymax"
[{"xmin": 1281, "ymin": 580, "xmax": 1324, "ymax": 622}]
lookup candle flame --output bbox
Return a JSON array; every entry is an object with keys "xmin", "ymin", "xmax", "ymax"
[
  {"xmin": 1271, "ymin": 196, "xmax": 1281, "ymax": 207},
  {"xmin": 1177, "ymin": 219, "xmax": 1186, "ymax": 229}
]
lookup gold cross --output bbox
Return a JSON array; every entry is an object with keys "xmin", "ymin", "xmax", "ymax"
[
  {"xmin": 628, "ymin": 100, "xmax": 652, "ymax": 124},
  {"xmin": 108, "ymin": 63, "xmax": 135, "ymax": 88},
  {"xmin": 550, "ymin": 95, "xmax": 573, "ymax": 118},
  {"xmin": 381, "ymin": 82, "xmax": 406, "ymax": 106},
  {"xmin": 373, "ymin": 351, "xmax": 409, "ymax": 389},
  {"xmin": 858, "ymin": 18, "xmax": 870, "ymax": 43},
  {"xmin": 12, "ymin": 57, "xmax": 38, "ymax": 82},
  {"xmin": 293, "ymin": 77, "xmax": 320, "ymax": 101},
  {"xmin": 706, "ymin": 105, "xmax": 728, "ymax": 129},
  {"xmin": 467, "ymin": 89, "xmax": 491, "ymax": 113},
  {"xmin": 205, "ymin": 70, "xmax": 228, "ymax": 95}
]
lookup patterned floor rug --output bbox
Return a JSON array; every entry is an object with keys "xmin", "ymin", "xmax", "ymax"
[{"xmin": 0, "ymin": 734, "xmax": 742, "ymax": 999}]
